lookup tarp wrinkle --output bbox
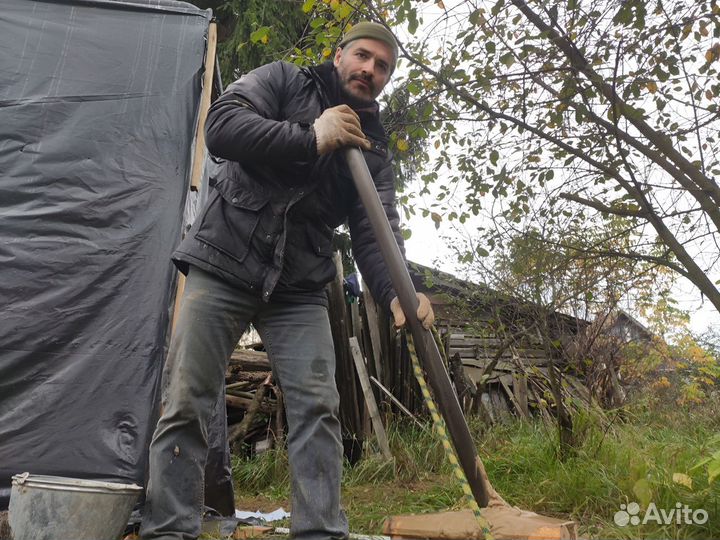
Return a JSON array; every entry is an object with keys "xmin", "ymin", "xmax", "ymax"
[{"xmin": 0, "ymin": 0, "xmax": 232, "ymax": 515}]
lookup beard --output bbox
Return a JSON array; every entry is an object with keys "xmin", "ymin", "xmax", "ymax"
[{"xmin": 338, "ymin": 73, "xmax": 377, "ymax": 108}]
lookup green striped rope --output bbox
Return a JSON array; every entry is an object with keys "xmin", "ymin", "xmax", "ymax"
[{"xmin": 406, "ymin": 332, "xmax": 494, "ymax": 540}]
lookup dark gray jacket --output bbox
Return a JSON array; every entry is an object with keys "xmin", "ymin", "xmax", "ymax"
[{"xmin": 172, "ymin": 61, "xmax": 403, "ymax": 310}]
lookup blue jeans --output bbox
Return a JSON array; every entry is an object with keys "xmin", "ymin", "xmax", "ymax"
[{"xmin": 140, "ymin": 266, "xmax": 348, "ymax": 540}]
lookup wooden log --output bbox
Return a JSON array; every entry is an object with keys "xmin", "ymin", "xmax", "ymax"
[
  {"xmin": 229, "ymin": 349, "xmax": 270, "ymax": 370},
  {"xmin": 349, "ymin": 337, "xmax": 392, "ymax": 460},
  {"xmin": 224, "ymin": 394, "xmax": 274, "ymax": 414},
  {"xmin": 228, "ymin": 381, "xmax": 269, "ymax": 444},
  {"xmin": 226, "ymin": 372, "xmax": 271, "ymax": 385}
]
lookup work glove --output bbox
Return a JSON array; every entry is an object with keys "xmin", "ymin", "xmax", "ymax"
[
  {"xmin": 390, "ymin": 292, "xmax": 435, "ymax": 330},
  {"xmin": 313, "ymin": 104, "xmax": 372, "ymax": 155}
]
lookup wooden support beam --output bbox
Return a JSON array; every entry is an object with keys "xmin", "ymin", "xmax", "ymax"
[
  {"xmin": 170, "ymin": 21, "xmax": 217, "ymax": 333},
  {"xmin": 349, "ymin": 337, "xmax": 392, "ymax": 460}
]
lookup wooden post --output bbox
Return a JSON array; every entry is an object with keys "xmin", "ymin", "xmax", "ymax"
[
  {"xmin": 349, "ymin": 337, "xmax": 392, "ymax": 460},
  {"xmin": 328, "ymin": 252, "xmax": 362, "ymax": 436},
  {"xmin": 171, "ymin": 21, "xmax": 217, "ymax": 333}
]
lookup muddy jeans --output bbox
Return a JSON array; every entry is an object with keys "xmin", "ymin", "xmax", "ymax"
[{"xmin": 140, "ymin": 266, "xmax": 348, "ymax": 540}]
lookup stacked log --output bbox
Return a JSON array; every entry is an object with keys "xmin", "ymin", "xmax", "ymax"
[{"xmin": 225, "ymin": 348, "xmax": 283, "ymax": 453}]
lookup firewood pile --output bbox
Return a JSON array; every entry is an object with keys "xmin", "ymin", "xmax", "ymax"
[{"xmin": 225, "ymin": 348, "xmax": 284, "ymax": 453}]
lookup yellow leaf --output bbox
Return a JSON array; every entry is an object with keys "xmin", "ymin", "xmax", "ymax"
[
  {"xmin": 260, "ymin": 34, "xmax": 269, "ymax": 44},
  {"xmin": 706, "ymin": 44, "xmax": 720, "ymax": 63},
  {"xmin": 647, "ymin": 81, "xmax": 658, "ymax": 94},
  {"xmin": 396, "ymin": 139, "xmax": 409, "ymax": 152},
  {"xmin": 322, "ymin": 48, "xmax": 332, "ymax": 58},
  {"xmin": 673, "ymin": 473, "xmax": 693, "ymax": 489}
]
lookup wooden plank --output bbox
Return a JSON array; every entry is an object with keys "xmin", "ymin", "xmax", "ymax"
[
  {"xmin": 463, "ymin": 366, "xmax": 500, "ymax": 385},
  {"xmin": 513, "ymin": 372, "xmax": 530, "ymax": 418},
  {"xmin": 189, "ymin": 22, "xmax": 217, "ymax": 191},
  {"xmin": 349, "ymin": 337, "xmax": 392, "ymax": 460},
  {"xmin": 383, "ymin": 509, "xmax": 485, "ymax": 540},
  {"xmin": 362, "ymin": 282, "xmax": 384, "ymax": 381},
  {"xmin": 329, "ymin": 252, "xmax": 362, "ymax": 434},
  {"xmin": 448, "ymin": 335, "xmax": 545, "ymax": 347},
  {"xmin": 350, "ymin": 301, "xmax": 362, "ymax": 341},
  {"xmin": 499, "ymin": 375, "xmax": 529, "ymax": 419},
  {"xmin": 170, "ymin": 22, "xmax": 218, "ymax": 333},
  {"xmin": 449, "ymin": 347, "xmax": 549, "ymax": 359}
]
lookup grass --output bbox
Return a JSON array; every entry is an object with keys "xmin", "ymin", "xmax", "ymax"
[{"xmin": 231, "ymin": 397, "xmax": 720, "ymax": 539}]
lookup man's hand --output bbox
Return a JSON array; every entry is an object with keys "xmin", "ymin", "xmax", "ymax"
[
  {"xmin": 313, "ymin": 105, "xmax": 372, "ymax": 155},
  {"xmin": 390, "ymin": 293, "xmax": 435, "ymax": 330}
]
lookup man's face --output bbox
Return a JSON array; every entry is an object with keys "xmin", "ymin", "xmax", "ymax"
[{"xmin": 333, "ymin": 38, "xmax": 394, "ymax": 104}]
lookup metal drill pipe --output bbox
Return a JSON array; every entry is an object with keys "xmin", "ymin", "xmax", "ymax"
[{"xmin": 344, "ymin": 147, "xmax": 490, "ymax": 508}]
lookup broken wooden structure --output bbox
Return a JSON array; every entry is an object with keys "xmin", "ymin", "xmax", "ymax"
[{"xmin": 225, "ymin": 257, "xmax": 598, "ymax": 453}]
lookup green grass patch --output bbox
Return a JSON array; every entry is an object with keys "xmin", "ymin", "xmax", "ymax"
[{"xmin": 232, "ymin": 401, "xmax": 720, "ymax": 539}]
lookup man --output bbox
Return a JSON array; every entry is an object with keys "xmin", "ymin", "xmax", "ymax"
[{"xmin": 140, "ymin": 21, "xmax": 434, "ymax": 540}]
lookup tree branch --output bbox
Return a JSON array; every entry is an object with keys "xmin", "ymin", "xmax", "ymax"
[{"xmin": 559, "ymin": 192, "xmax": 646, "ymax": 218}]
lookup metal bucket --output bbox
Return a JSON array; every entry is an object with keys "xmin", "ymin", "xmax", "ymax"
[{"xmin": 8, "ymin": 472, "xmax": 142, "ymax": 540}]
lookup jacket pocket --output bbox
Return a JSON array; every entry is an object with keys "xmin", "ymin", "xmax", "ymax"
[
  {"xmin": 306, "ymin": 223, "xmax": 334, "ymax": 258},
  {"xmin": 194, "ymin": 181, "xmax": 270, "ymax": 264}
]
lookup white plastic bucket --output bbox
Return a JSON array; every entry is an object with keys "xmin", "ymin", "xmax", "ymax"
[{"xmin": 8, "ymin": 472, "xmax": 142, "ymax": 540}]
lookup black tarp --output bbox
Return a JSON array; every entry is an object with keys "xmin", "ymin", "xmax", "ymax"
[{"xmin": 0, "ymin": 0, "xmax": 223, "ymax": 509}]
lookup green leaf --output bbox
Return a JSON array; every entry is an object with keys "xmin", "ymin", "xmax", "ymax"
[
  {"xmin": 408, "ymin": 10, "xmax": 419, "ymax": 35},
  {"xmin": 490, "ymin": 149, "xmax": 499, "ymax": 165},
  {"xmin": 499, "ymin": 52, "xmax": 515, "ymax": 67},
  {"xmin": 486, "ymin": 41, "xmax": 496, "ymax": 54},
  {"xmin": 491, "ymin": 0, "xmax": 505, "ymax": 16},
  {"xmin": 468, "ymin": 9, "xmax": 483, "ymax": 26},
  {"xmin": 250, "ymin": 26, "xmax": 270, "ymax": 44},
  {"xmin": 302, "ymin": 0, "xmax": 315, "ymax": 14},
  {"xmin": 476, "ymin": 247, "xmax": 490, "ymax": 257}
]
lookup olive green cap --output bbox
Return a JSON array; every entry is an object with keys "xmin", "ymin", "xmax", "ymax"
[{"xmin": 338, "ymin": 21, "xmax": 398, "ymax": 65}]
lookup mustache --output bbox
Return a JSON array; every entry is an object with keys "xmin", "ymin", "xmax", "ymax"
[{"xmin": 350, "ymin": 74, "xmax": 374, "ymax": 90}]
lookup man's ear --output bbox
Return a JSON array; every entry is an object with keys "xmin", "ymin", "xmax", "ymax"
[{"xmin": 333, "ymin": 47, "xmax": 343, "ymax": 67}]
